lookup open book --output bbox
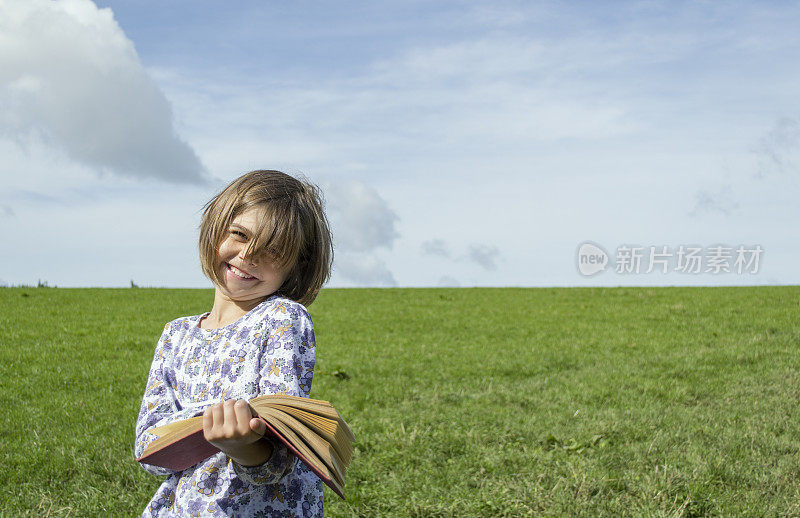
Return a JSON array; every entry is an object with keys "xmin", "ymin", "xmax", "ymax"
[{"xmin": 136, "ymin": 394, "xmax": 355, "ymax": 500}]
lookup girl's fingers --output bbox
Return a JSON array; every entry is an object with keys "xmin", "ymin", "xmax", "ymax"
[
  {"xmin": 202, "ymin": 406, "xmax": 214, "ymax": 440},
  {"xmin": 204, "ymin": 400, "xmax": 259, "ymax": 441},
  {"xmin": 222, "ymin": 400, "xmax": 238, "ymax": 434},
  {"xmin": 234, "ymin": 400, "xmax": 254, "ymax": 435},
  {"xmin": 211, "ymin": 402, "xmax": 224, "ymax": 431},
  {"xmin": 250, "ymin": 417, "xmax": 266, "ymax": 437}
]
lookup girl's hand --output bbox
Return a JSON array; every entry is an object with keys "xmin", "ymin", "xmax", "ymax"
[{"xmin": 203, "ymin": 399, "xmax": 271, "ymax": 466}]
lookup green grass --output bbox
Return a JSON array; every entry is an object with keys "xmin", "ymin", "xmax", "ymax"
[{"xmin": 1, "ymin": 286, "xmax": 799, "ymax": 516}]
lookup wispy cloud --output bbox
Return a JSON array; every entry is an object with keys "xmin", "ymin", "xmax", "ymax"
[
  {"xmin": 149, "ymin": 2, "xmax": 795, "ymax": 187},
  {"xmin": 150, "ymin": 30, "xmax": 648, "ymax": 177},
  {"xmin": 754, "ymin": 116, "xmax": 800, "ymax": 178},
  {"xmin": 4, "ymin": 190, "xmax": 64, "ymax": 206},
  {"xmin": 421, "ymin": 239, "xmax": 450, "ymax": 258},
  {"xmin": 0, "ymin": 0, "xmax": 208, "ymax": 184},
  {"xmin": 689, "ymin": 186, "xmax": 741, "ymax": 217},
  {"xmin": 690, "ymin": 115, "xmax": 800, "ymax": 217},
  {"xmin": 465, "ymin": 243, "xmax": 501, "ymax": 271},
  {"xmin": 421, "ymin": 238, "xmax": 501, "ymax": 272}
]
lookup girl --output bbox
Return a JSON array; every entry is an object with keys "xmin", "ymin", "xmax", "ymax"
[{"xmin": 134, "ymin": 170, "xmax": 333, "ymax": 517}]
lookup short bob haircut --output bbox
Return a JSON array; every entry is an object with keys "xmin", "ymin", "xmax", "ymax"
[{"xmin": 198, "ymin": 170, "xmax": 333, "ymax": 307}]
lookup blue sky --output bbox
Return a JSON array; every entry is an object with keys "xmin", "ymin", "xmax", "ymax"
[{"xmin": 1, "ymin": 0, "xmax": 799, "ymax": 288}]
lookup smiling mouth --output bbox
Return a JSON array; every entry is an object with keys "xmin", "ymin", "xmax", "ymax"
[{"xmin": 226, "ymin": 263, "xmax": 256, "ymax": 280}]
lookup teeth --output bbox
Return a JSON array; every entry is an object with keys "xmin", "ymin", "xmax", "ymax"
[{"xmin": 229, "ymin": 264, "xmax": 254, "ymax": 279}]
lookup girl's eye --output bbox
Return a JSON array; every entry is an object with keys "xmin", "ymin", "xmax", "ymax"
[{"xmin": 232, "ymin": 230, "xmax": 247, "ymax": 238}]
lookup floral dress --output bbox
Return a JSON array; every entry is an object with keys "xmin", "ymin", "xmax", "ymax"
[{"xmin": 134, "ymin": 294, "xmax": 324, "ymax": 517}]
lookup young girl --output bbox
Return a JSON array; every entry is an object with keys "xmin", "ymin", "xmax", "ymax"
[{"xmin": 134, "ymin": 170, "xmax": 333, "ymax": 517}]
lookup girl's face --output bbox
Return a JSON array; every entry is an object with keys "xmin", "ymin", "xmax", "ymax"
[{"xmin": 214, "ymin": 208, "xmax": 292, "ymax": 303}]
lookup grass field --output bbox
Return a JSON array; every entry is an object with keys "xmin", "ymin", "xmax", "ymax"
[{"xmin": 1, "ymin": 286, "xmax": 799, "ymax": 516}]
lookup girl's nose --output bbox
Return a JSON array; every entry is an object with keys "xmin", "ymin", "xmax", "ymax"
[{"xmin": 238, "ymin": 248, "xmax": 257, "ymax": 265}]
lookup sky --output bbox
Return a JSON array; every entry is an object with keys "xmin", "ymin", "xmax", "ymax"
[{"xmin": 1, "ymin": 0, "xmax": 799, "ymax": 288}]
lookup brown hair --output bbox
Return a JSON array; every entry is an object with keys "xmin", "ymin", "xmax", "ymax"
[{"xmin": 198, "ymin": 170, "xmax": 333, "ymax": 307}]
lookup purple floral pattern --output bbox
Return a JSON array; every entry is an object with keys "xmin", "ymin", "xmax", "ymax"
[{"xmin": 134, "ymin": 294, "xmax": 324, "ymax": 517}]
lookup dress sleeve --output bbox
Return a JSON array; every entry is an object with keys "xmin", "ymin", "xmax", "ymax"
[
  {"xmin": 231, "ymin": 304, "xmax": 317, "ymax": 485},
  {"xmin": 134, "ymin": 323, "xmax": 205, "ymax": 476}
]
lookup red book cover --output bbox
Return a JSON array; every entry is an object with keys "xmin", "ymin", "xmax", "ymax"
[
  {"xmin": 137, "ymin": 428, "xmax": 221, "ymax": 472},
  {"xmin": 137, "ymin": 420, "xmax": 346, "ymax": 500}
]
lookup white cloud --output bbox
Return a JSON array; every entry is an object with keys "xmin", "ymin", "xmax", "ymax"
[
  {"xmin": 324, "ymin": 178, "xmax": 400, "ymax": 252},
  {"xmin": 333, "ymin": 252, "xmax": 396, "ymax": 287},
  {"xmin": 0, "ymin": 0, "xmax": 208, "ymax": 184},
  {"xmin": 323, "ymin": 179, "xmax": 400, "ymax": 286},
  {"xmin": 3, "ymin": 1, "xmax": 797, "ymax": 288}
]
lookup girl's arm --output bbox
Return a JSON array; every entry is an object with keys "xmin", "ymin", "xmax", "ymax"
[
  {"xmin": 229, "ymin": 303, "xmax": 317, "ymax": 485},
  {"xmin": 134, "ymin": 323, "xmax": 205, "ymax": 476}
]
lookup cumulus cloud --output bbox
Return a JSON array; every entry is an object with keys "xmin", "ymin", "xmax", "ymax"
[
  {"xmin": 323, "ymin": 179, "xmax": 399, "ymax": 286},
  {"xmin": 466, "ymin": 243, "xmax": 500, "ymax": 271},
  {"xmin": 421, "ymin": 238, "xmax": 450, "ymax": 258},
  {"xmin": 0, "ymin": 0, "xmax": 208, "ymax": 184},
  {"xmin": 333, "ymin": 252, "xmax": 396, "ymax": 287}
]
